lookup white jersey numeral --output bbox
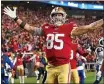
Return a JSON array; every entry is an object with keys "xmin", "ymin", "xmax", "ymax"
[
  {"xmin": 70, "ymin": 50, "xmax": 74, "ymax": 60},
  {"xmin": 46, "ymin": 34, "xmax": 64, "ymax": 50}
]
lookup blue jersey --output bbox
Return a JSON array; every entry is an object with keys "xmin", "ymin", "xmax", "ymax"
[{"xmin": 1, "ymin": 55, "xmax": 13, "ymax": 74}]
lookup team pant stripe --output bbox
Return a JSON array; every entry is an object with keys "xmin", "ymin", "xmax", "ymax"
[{"xmin": 67, "ymin": 63, "xmax": 71, "ymax": 84}]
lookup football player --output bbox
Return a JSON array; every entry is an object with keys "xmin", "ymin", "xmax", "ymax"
[
  {"xmin": 70, "ymin": 42, "xmax": 80, "ymax": 84},
  {"xmin": 77, "ymin": 53, "xmax": 87, "ymax": 84},
  {"xmin": 70, "ymin": 38, "xmax": 88, "ymax": 84},
  {"xmin": 93, "ymin": 37, "xmax": 104, "ymax": 84},
  {"xmin": 4, "ymin": 6, "xmax": 104, "ymax": 83},
  {"xmin": 7, "ymin": 52, "xmax": 15, "ymax": 84},
  {"xmin": 1, "ymin": 52, "xmax": 14, "ymax": 84}
]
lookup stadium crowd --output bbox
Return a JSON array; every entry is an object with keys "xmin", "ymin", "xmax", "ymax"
[
  {"xmin": 1, "ymin": 2, "xmax": 104, "ymax": 83},
  {"xmin": 2, "ymin": 6, "xmax": 103, "ymax": 63}
]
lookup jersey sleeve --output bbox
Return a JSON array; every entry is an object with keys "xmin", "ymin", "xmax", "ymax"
[
  {"xmin": 41, "ymin": 23, "xmax": 49, "ymax": 35},
  {"xmin": 34, "ymin": 27, "xmax": 43, "ymax": 35},
  {"xmin": 70, "ymin": 21, "xmax": 78, "ymax": 27},
  {"xmin": 34, "ymin": 23, "xmax": 48, "ymax": 36}
]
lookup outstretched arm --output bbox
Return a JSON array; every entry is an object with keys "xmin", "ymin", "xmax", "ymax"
[
  {"xmin": 29, "ymin": 54, "xmax": 37, "ymax": 60},
  {"xmin": 71, "ymin": 19, "xmax": 104, "ymax": 36},
  {"xmin": 4, "ymin": 6, "xmax": 42, "ymax": 33}
]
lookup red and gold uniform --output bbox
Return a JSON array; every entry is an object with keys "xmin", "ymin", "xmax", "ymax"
[
  {"xmin": 70, "ymin": 44, "xmax": 79, "ymax": 84},
  {"xmin": 42, "ymin": 22, "xmax": 77, "ymax": 83}
]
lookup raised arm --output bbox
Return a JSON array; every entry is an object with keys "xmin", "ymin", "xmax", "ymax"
[
  {"xmin": 3, "ymin": 6, "xmax": 42, "ymax": 33},
  {"xmin": 29, "ymin": 54, "xmax": 37, "ymax": 60},
  {"xmin": 71, "ymin": 19, "xmax": 104, "ymax": 36},
  {"xmin": 13, "ymin": 57, "xmax": 17, "ymax": 66},
  {"xmin": 14, "ymin": 17, "xmax": 35, "ymax": 31},
  {"xmin": 22, "ymin": 52, "xmax": 26, "ymax": 58}
]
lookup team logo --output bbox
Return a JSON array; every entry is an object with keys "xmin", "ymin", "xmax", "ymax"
[{"xmin": 45, "ymin": 26, "xmax": 49, "ymax": 29}]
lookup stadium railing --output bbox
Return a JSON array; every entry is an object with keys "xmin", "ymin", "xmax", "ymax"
[{"xmin": 85, "ymin": 62, "xmax": 96, "ymax": 71}]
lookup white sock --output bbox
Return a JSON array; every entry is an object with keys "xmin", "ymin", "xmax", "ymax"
[
  {"xmin": 19, "ymin": 76, "xmax": 22, "ymax": 83},
  {"xmin": 37, "ymin": 80, "xmax": 39, "ymax": 83},
  {"xmin": 8, "ymin": 73, "xmax": 12, "ymax": 81},
  {"xmin": 35, "ymin": 70, "xmax": 39, "ymax": 79},
  {"xmin": 22, "ymin": 76, "xmax": 24, "ymax": 84},
  {"xmin": 11, "ymin": 77, "xmax": 14, "ymax": 84}
]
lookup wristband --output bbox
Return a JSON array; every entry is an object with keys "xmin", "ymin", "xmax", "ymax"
[
  {"xmin": 20, "ymin": 21, "xmax": 26, "ymax": 28},
  {"xmin": 14, "ymin": 17, "xmax": 18, "ymax": 22}
]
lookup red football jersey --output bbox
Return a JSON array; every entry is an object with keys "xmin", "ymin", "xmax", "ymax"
[
  {"xmin": 42, "ymin": 22, "xmax": 77, "ymax": 66},
  {"xmin": 70, "ymin": 43, "xmax": 78, "ymax": 69},
  {"xmin": 16, "ymin": 56, "xmax": 23, "ymax": 66}
]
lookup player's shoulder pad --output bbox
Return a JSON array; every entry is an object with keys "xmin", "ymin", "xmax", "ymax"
[
  {"xmin": 69, "ymin": 21, "xmax": 78, "ymax": 27},
  {"xmin": 96, "ymin": 46, "xmax": 103, "ymax": 49},
  {"xmin": 41, "ymin": 23, "xmax": 49, "ymax": 29}
]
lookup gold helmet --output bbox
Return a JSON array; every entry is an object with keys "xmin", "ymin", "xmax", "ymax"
[{"xmin": 50, "ymin": 7, "xmax": 67, "ymax": 26}]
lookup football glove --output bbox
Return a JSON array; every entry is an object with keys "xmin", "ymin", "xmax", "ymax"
[{"xmin": 4, "ymin": 6, "xmax": 17, "ymax": 19}]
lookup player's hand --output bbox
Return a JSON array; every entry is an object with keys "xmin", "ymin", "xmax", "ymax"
[
  {"xmin": 96, "ymin": 71, "xmax": 102, "ymax": 77},
  {"xmin": 4, "ymin": 6, "xmax": 17, "ymax": 19}
]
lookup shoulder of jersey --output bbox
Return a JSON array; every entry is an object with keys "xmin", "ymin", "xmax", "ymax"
[
  {"xmin": 42, "ymin": 23, "xmax": 50, "ymax": 29},
  {"xmin": 96, "ymin": 46, "xmax": 103, "ymax": 49},
  {"xmin": 69, "ymin": 21, "xmax": 77, "ymax": 27}
]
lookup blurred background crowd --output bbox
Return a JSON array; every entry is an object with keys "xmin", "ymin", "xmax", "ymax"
[{"xmin": 1, "ymin": 1, "xmax": 104, "ymax": 65}]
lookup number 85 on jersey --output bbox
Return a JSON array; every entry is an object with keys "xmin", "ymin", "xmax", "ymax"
[{"xmin": 46, "ymin": 34, "xmax": 65, "ymax": 50}]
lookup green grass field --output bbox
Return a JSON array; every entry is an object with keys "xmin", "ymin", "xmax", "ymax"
[{"xmin": 12, "ymin": 72, "xmax": 104, "ymax": 84}]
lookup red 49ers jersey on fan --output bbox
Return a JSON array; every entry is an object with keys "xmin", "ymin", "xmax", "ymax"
[
  {"xmin": 16, "ymin": 56, "xmax": 23, "ymax": 66},
  {"xmin": 70, "ymin": 43, "xmax": 78, "ymax": 69},
  {"xmin": 42, "ymin": 22, "xmax": 77, "ymax": 66}
]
